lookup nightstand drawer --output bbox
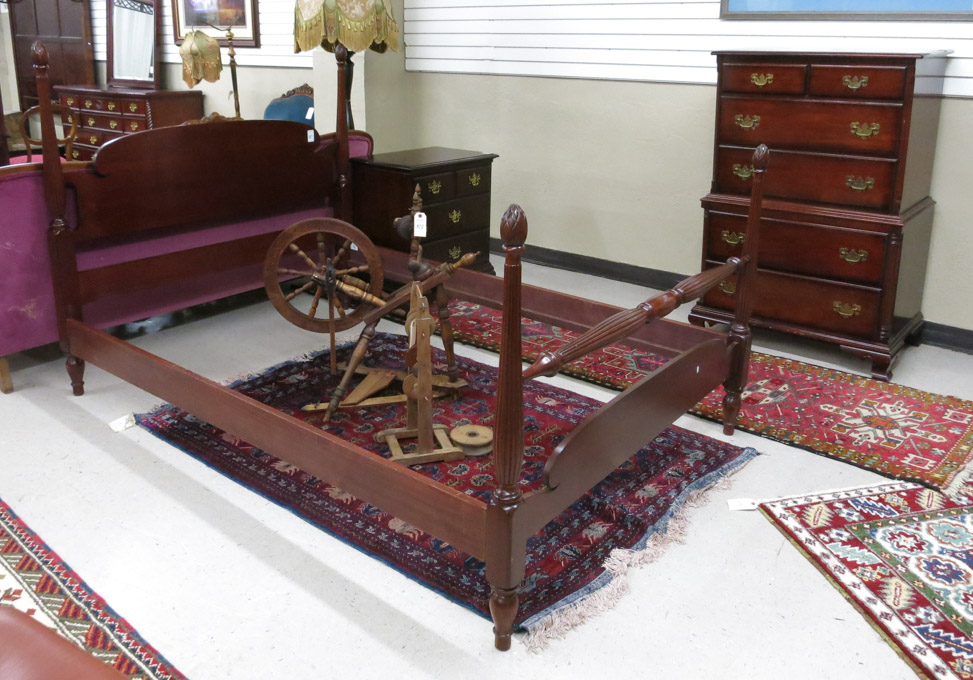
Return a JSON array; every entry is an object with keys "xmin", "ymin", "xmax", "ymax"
[
  {"xmin": 706, "ymin": 210, "xmax": 886, "ymax": 284},
  {"xmin": 426, "ymin": 194, "xmax": 491, "ymax": 240},
  {"xmin": 417, "ymin": 172, "xmax": 455, "ymax": 202},
  {"xmin": 721, "ymin": 63, "xmax": 806, "ymax": 95},
  {"xmin": 82, "ymin": 112, "xmax": 124, "ymax": 132},
  {"xmin": 702, "ymin": 264, "xmax": 881, "ymax": 338},
  {"xmin": 455, "ymin": 165, "xmax": 491, "ymax": 196},
  {"xmin": 719, "ymin": 97, "xmax": 902, "ymax": 156},
  {"xmin": 715, "ymin": 146, "xmax": 896, "ymax": 210},
  {"xmin": 808, "ymin": 65, "xmax": 907, "ymax": 100},
  {"xmin": 422, "ymin": 227, "xmax": 492, "ymax": 272}
]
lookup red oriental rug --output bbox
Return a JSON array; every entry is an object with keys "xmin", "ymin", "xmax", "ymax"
[
  {"xmin": 0, "ymin": 499, "xmax": 186, "ymax": 679},
  {"xmin": 442, "ymin": 300, "xmax": 973, "ymax": 495},
  {"xmin": 136, "ymin": 332, "xmax": 757, "ymax": 646},
  {"xmin": 761, "ymin": 482, "xmax": 973, "ymax": 680}
]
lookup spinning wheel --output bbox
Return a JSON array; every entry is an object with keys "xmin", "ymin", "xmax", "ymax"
[{"xmin": 263, "ymin": 218, "xmax": 384, "ymax": 334}]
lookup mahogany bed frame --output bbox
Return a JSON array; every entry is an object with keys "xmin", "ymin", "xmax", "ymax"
[{"xmin": 32, "ymin": 40, "xmax": 769, "ymax": 649}]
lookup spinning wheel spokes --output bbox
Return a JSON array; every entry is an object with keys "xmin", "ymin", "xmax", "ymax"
[{"xmin": 263, "ymin": 218, "xmax": 384, "ymax": 334}]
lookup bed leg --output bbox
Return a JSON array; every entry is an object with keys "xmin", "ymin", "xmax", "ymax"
[
  {"xmin": 0, "ymin": 357, "xmax": 13, "ymax": 394},
  {"xmin": 722, "ymin": 328, "xmax": 750, "ymax": 436},
  {"xmin": 66, "ymin": 355, "xmax": 85, "ymax": 396},
  {"xmin": 489, "ymin": 585, "xmax": 519, "ymax": 651}
]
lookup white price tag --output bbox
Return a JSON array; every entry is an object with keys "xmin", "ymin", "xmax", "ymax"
[
  {"xmin": 306, "ymin": 129, "xmax": 315, "ymax": 143},
  {"xmin": 413, "ymin": 212, "xmax": 428, "ymax": 237},
  {"xmin": 305, "ymin": 107, "xmax": 314, "ymax": 120},
  {"xmin": 727, "ymin": 498, "xmax": 759, "ymax": 511},
  {"xmin": 350, "ymin": 242, "xmax": 359, "ymax": 251}
]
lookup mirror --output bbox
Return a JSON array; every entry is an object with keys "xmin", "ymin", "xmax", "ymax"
[{"xmin": 107, "ymin": 0, "xmax": 162, "ymax": 88}]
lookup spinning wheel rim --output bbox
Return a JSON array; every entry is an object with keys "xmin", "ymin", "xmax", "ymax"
[{"xmin": 263, "ymin": 217, "xmax": 385, "ymax": 333}]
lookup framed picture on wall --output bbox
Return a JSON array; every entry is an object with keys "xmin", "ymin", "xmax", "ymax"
[
  {"xmin": 172, "ymin": 0, "xmax": 260, "ymax": 47},
  {"xmin": 722, "ymin": 0, "xmax": 973, "ymax": 20}
]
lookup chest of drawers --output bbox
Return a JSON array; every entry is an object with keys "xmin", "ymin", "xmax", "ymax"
[
  {"xmin": 352, "ymin": 147, "xmax": 498, "ymax": 274},
  {"xmin": 688, "ymin": 51, "xmax": 948, "ymax": 380},
  {"xmin": 54, "ymin": 85, "xmax": 203, "ymax": 161}
]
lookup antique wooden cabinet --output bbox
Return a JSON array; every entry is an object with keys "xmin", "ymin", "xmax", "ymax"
[
  {"xmin": 688, "ymin": 51, "xmax": 948, "ymax": 380},
  {"xmin": 352, "ymin": 147, "xmax": 498, "ymax": 274},
  {"xmin": 54, "ymin": 85, "xmax": 203, "ymax": 160}
]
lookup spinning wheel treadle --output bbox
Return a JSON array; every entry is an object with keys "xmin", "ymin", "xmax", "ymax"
[{"xmin": 263, "ymin": 217, "xmax": 385, "ymax": 333}]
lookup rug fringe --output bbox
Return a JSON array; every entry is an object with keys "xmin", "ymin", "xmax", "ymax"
[
  {"xmin": 944, "ymin": 461, "xmax": 973, "ymax": 500},
  {"xmin": 520, "ymin": 467, "xmax": 744, "ymax": 652}
]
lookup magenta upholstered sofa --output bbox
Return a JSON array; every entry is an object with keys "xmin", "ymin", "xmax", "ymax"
[{"xmin": 0, "ymin": 131, "xmax": 374, "ymax": 393}]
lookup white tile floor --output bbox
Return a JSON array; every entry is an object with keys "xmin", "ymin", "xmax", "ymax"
[{"xmin": 2, "ymin": 255, "xmax": 972, "ymax": 679}]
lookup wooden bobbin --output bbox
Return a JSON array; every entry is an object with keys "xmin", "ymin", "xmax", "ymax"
[{"xmin": 449, "ymin": 424, "xmax": 494, "ymax": 457}]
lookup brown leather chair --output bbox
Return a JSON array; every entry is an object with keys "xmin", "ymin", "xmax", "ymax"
[{"xmin": 0, "ymin": 607, "xmax": 127, "ymax": 679}]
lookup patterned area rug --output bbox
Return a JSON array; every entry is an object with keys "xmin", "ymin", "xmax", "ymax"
[
  {"xmin": 443, "ymin": 300, "xmax": 973, "ymax": 494},
  {"xmin": 136, "ymin": 333, "xmax": 757, "ymax": 643},
  {"xmin": 0, "ymin": 499, "xmax": 185, "ymax": 679},
  {"xmin": 761, "ymin": 482, "xmax": 973, "ymax": 680}
]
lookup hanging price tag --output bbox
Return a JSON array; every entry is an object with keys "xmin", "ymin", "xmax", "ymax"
[
  {"xmin": 414, "ymin": 212, "xmax": 428, "ymax": 237},
  {"xmin": 305, "ymin": 107, "xmax": 314, "ymax": 120}
]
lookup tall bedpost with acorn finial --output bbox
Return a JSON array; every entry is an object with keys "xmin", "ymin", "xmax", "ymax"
[
  {"xmin": 486, "ymin": 204, "xmax": 528, "ymax": 651},
  {"xmin": 722, "ymin": 144, "xmax": 768, "ymax": 434}
]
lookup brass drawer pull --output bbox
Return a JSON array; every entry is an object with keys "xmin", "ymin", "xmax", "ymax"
[
  {"xmin": 750, "ymin": 73, "xmax": 774, "ymax": 87},
  {"xmin": 850, "ymin": 122, "xmax": 880, "ymax": 139},
  {"xmin": 129, "ymin": 103, "xmax": 138, "ymax": 113},
  {"xmin": 449, "ymin": 210, "xmax": 462, "ymax": 223},
  {"xmin": 108, "ymin": 102, "xmax": 116, "ymax": 111},
  {"xmin": 130, "ymin": 121, "xmax": 139, "ymax": 131},
  {"xmin": 110, "ymin": 120, "xmax": 118, "ymax": 129},
  {"xmin": 721, "ymin": 230, "xmax": 746, "ymax": 246},
  {"xmin": 84, "ymin": 99, "xmax": 93, "ymax": 109},
  {"xmin": 86, "ymin": 116, "xmax": 95, "ymax": 126},
  {"xmin": 732, "ymin": 164, "xmax": 754, "ymax": 180},
  {"xmin": 427, "ymin": 179, "xmax": 441, "ymax": 195},
  {"xmin": 846, "ymin": 176, "xmax": 874, "ymax": 192},
  {"xmin": 468, "ymin": 172, "xmax": 481, "ymax": 187},
  {"xmin": 842, "ymin": 75, "xmax": 869, "ymax": 91},
  {"xmin": 833, "ymin": 301, "xmax": 862, "ymax": 318},
  {"xmin": 839, "ymin": 247, "xmax": 868, "ymax": 264},
  {"xmin": 449, "ymin": 246, "xmax": 462, "ymax": 261},
  {"xmin": 89, "ymin": 135, "xmax": 98, "ymax": 145},
  {"xmin": 734, "ymin": 114, "xmax": 760, "ymax": 130},
  {"xmin": 71, "ymin": 150, "xmax": 79, "ymax": 159},
  {"xmin": 719, "ymin": 281, "xmax": 736, "ymax": 296},
  {"xmin": 66, "ymin": 97, "xmax": 75, "ymax": 106}
]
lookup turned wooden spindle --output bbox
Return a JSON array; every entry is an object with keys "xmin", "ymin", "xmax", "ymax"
[
  {"xmin": 523, "ymin": 257, "xmax": 742, "ymax": 380},
  {"xmin": 487, "ymin": 204, "xmax": 528, "ymax": 651},
  {"xmin": 722, "ymin": 144, "xmax": 768, "ymax": 434}
]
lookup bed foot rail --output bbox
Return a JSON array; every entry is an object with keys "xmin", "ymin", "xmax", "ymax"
[
  {"xmin": 66, "ymin": 355, "xmax": 85, "ymax": 396},
  {"xmin": 722, "ymin": 144, "xmax": 768, "ymax": 435}
]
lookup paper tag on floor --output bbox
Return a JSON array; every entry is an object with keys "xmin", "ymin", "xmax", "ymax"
[
  {"xmin": 727, "ymin": 498, "xmax": 759, "ymax": 511},
  {"xmin": 109, "ymin": 413, "xmax": 136, "ymax": 432}
]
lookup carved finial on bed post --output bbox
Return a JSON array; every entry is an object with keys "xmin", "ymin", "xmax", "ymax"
[
  {"xmin": 486, "ymin": 204, "xmax": 528, "ymax": 651},
  {"xmin": 722, "ymin": 144, "xmax": 768, "ymax": 434}
]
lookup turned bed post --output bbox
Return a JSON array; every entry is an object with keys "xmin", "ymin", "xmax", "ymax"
[
  {"xmin": 333, "ymin": 44, "xmax": 353, "ymax": 224},
  {"xmin": 486, "ymin": 205, "xmax": 528, "ymax": 651},
  {"xmin": 722, "ymin": 144, "xmax": 768, "ymax": 434},
  {"xmin": 32, "ymin": 41, "xmax": 86, "ymax": 395}
]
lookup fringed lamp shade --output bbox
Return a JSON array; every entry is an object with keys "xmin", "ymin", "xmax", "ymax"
[
  {"xmin": 179, "ymin": 30, "xmax": 223, "ymax": 88},
  {"xmin": 294, "ymin": 0, "xmax": 399, "ymax": 54}
]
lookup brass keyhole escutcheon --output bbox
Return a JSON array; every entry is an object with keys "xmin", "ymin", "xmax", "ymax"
[
  {"xmin": 734, "ymin": 114, "xmax": 760, "ymax": 130},
  {"xmin": 833, "ymin": 302, "xmax": 862, "ymax": 318}
]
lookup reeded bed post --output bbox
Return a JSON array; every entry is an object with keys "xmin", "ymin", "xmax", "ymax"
[{"xmin": 486, "ymin": 205, "xmax": 528, "ymax": 651}]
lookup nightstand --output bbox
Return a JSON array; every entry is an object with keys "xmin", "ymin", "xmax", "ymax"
[{"xmin": 352, "ymin": 147, "xmax": 498, "ymax": 274}]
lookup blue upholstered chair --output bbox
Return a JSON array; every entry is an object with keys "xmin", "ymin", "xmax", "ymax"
[{"xmin": 263, "ymin": 84, "xmax": 315, "ymax": 127}]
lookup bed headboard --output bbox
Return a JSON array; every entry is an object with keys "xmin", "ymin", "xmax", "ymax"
[{"xmin": 63, "ymin": 120, "xmax": 339, "ymax": 242}]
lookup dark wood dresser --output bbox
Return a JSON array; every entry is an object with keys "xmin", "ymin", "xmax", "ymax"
[
  {"xmin": 688, "ymin": 51, "xmax": 948, "ymax": 380},
  {"xmin": 352, "ymin": 147, "xmax": 498, "ymax": 274},
  {"xmin": 54, "ymin": 85, "xmax": 203, "ymax": 161}
]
